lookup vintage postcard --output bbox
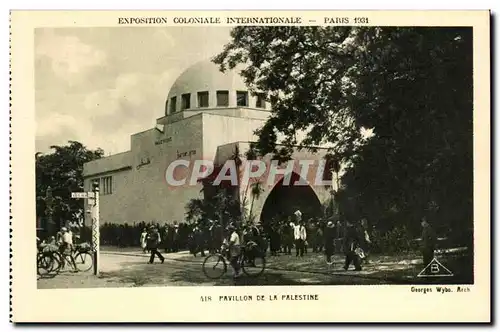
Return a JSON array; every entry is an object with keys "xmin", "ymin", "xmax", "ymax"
[{"xmin": 10, "ymin": 10, "xmax": 490, "ymax": 323}]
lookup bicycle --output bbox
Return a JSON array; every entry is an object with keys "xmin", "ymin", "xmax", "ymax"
[
  {"xmin": 37, "ymin": 243, "xmax": 60, "ymax": 276},
  {"xmin": 37, "ymin": 243, "xmax": 93, "ymax": 276},
  {"xmin": 202, "ymin": 242, "xmax": 266, "ymax": 279},
  {"xmin": 52, "ymin": 244, "xmax": 94, "ymax": 273},
  {"xmin": 37, "ymin": 250, "xmax": 56, "ymax": 276}
]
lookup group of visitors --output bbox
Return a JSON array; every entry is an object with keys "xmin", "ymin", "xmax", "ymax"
[{"xmin": 100, "ymin": 221, "xmax": 190, "ymax": 251}]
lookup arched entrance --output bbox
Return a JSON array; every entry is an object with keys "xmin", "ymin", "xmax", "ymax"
[{"xmin": 259, "ymin": 172, "xmax": 323, "ymax": 225}]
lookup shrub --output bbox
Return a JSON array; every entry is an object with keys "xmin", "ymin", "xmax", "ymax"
[{"xmin": 371, "ymin": 226, "xmax": 417, "ymax": 254}]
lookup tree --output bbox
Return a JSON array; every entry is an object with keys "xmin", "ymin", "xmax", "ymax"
[
  {"xmin": 214, "ymin": 27, "xmax": 473, "ymax": 239},
  {"xmin": 36, "ymin": 141, "xmax": 104, "ymax": 230},
  {"xmin": 246, "ymin": 181, "xmax": 264, "ymax": 223}
]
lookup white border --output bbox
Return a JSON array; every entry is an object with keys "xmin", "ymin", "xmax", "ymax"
[{"xmin": 4, "ymin": 0, "xmax": 497, "ymax": 330}]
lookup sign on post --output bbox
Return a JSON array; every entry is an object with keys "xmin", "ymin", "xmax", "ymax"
[
  {"xmin": 72, "ymin": 190, "xmax": 99, "ymax": 276},
  {"xmin": 71, "ymin": 192, "xmax": 95, "ymax": 199}
]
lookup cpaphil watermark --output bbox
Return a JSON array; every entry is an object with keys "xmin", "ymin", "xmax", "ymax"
[{"xmin": 164, "ymin": 159, "xmax": 334, "ymax": 189}]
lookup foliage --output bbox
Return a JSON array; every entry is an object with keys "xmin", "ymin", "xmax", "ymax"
[
  {"xmin": 185, "ymin": 145, "xmax": 247, "ymax": 228},
  {"xmin": 370, "ymin": 226, "xmax": 418, "ymax": 254},
  {"xmin": 213, "ymin": 27, "xmax": 473, "ymax": 239},
  {"xmin": 36, "ymin": 141, "xmax": 104, "ymax": 227},
  {"xmin": 185, "ymin": 179, "xmax": 241, "ymax": 229}
]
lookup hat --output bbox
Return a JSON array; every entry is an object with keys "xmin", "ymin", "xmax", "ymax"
[
  {"xmin": 294, "ymin": 210, "xmax": 302, "ymax": 218},
  {"xmin": 61, "ymin": 227, "xmax": 68, "ymax": 232},
  {"xmin": 327, "ymin": 221, "xmax": 334, "ymax": 228}
]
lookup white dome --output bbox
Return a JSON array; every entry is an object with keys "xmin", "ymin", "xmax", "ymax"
[{"xmin": 165, "ymin": 60, "xmax": 268, "ymax": 114}]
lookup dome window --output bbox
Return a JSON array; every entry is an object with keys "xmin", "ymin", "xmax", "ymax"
[
  {"xmin": 216, "ymin": 91, "xmax": 229, "ymax": 107},
  {"xmin": 170, "ymin": 96, "xmax": 177, "ymax": 113},
  {"xmin": 181, "ymin": 93, "xmax": 191, "ymax": 110},
  {"xmin": 236, "ymin": 91, "xmax": 248, "ymax": 107},
  {"xmin": 198, "ymin": 91, "xmax": 209, "ymax": 108}
]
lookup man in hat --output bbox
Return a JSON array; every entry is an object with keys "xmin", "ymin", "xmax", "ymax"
[
  {"xmin": 147, "ymin": 226, "xmax": 165, "ymax": 264},
  {"xmin": 172, "ymin": 221, "xmax": 180, "ymax": 253}
]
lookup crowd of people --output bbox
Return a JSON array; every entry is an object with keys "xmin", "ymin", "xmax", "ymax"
[
  {"xmin": 139, "ymin": 209, "xmax": 438, "ymax": 275},
  {"xmin": 139, "ymin": 210, "xmax": 377, "ymax": 272},
  {"xmin": 39, "ymin": 210, "xmax": 438, "ymax": 275}
]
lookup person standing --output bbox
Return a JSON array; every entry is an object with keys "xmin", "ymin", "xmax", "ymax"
[
  {"xmin": 269, "ymin": 223, "xmax": 280, "ymax": 256},
  {"xmin": 359, "ymin": 218, "xmax": 372, "ymax": 264},
  {"xmin": 343, "ymin": 221, "xmax": 362, "ymax": 271},
  {"xmin": 226, "ymin": 224, "xmax": 241, "ymax": 279},
  {"xmin": 140, "ymin": 228, "xmax": 148, "ymax": 253},
  {"xmin": 147, "ymin": 226, "xmax": 165, "ymax": 264},
  {"xmin": 293, "ymin": 211, "xmax": 307, "ymax": 257},
  {"xmin": 60, "ymin": 227, "xmax": 78, "ymax": 272},
  {"xmin": 324, "ymin": 221, "xmax": 336, "ymax": 269},
  {"xmin": 420, "ymin": 217, "xmax": 437, "ymax": 267},
  {"xmin": 172, "ymin": 222, "xmax": 180, "ymax": 252}
]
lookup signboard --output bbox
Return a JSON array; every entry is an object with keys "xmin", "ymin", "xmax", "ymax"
[{"xmin": 71, "ymin": 192, "xmax": 95, "ymax": 199}]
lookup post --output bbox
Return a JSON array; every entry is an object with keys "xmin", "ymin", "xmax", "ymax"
[
  {"xmin": 45, "ymin": 186, "xmax": 56, "ymax": 236},
  {"xmin": 92, "ymin": 181, "xmax": 100, "ymax": 276}
]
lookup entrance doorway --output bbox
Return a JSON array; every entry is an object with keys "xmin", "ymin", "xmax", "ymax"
[{"xmin": 259, "ymin": 172, "xmax": 322, "ymax": 225}]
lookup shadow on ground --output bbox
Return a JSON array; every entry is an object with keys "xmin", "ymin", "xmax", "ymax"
[
  {"xmin": 96, "ymin": 259, "xmax": 323, "ymax": 286},
  {"xmin": 95, "ymin": 249, "xmax": 474, "ymax": 287},
  {"xmin": 94, "ymin": 257, "xmax": 395, "ymax": 286}
]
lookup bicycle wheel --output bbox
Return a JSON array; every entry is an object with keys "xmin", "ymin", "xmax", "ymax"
[
  {"xmin": 74, "ymin": 252, "xmax": 93, "ymax": 272},
  {"xmin": 202, "ymin": 254, "xmax": 227, "ymax": 279},
  {"xmin": 242, "ymin": 255, "xmax": 266, "ymax": 277},
  {"xmin": 37, "ymin": 254, "xmax": 54, "ymax": 276},
  {"xmin": 50, "ymin": 251, "xmax": 63, "ymax": 273}
]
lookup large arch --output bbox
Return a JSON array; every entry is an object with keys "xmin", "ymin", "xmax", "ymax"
[{"xmin": 258, "ymin": 172, "xmax": 323, "ymax": 225}]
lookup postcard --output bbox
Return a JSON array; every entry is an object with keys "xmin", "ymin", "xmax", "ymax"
[{"xmin": 10, "ymin": 10, "xmax": 490, "ymax": 323}]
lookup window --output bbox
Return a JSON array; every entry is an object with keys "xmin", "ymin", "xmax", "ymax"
[
  {"xmin": 101, "ymin": 176, "xmax": 113, "ymax": 195},
  {"xmin": 169, "ymin": 96, "xmax": 177, "ymax": 113},
  {"xmin": 216, "ymin": 91, "xmax": 229, "ymax": 107},
  {"xmin": 181, "ymin": 93, "xmax": 191, "ymax": 110},
  {"xmin": 255, "ymin": 94, "xmax": 266, "ymax": 108},
  {"xmin": 236, "ymin": 91, "xmax": 248, "ymax": 107},
  {"xmin": 197, "ymin": 91, "xmax": 209, "ymax": 108}
]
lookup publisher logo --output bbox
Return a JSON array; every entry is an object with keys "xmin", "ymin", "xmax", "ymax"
[{"xmin": 417, "ymin": 257, "xmax": 454, "ymax": 277}]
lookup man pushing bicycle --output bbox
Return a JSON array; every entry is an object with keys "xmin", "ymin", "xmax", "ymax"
[{"xmin": 223, "ymin": 224, "xmax": 241, "ymax": 279}]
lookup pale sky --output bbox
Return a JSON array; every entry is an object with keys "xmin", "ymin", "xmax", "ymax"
[{"xmin": 35, "ymin": 27, "xmax": 232, "ymax": 155}]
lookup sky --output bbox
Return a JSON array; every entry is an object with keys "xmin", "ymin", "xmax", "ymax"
[{"xmin": 35, "ymin": 27, "xmax": 232, "ymax": 155}]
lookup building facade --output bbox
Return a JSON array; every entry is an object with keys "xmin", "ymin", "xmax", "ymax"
[{"xmin": 83, "ymin": 60, "xmax": 333, "ymax": 226}]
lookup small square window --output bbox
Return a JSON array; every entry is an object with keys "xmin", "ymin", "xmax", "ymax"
[
  {"xmin": 198, "ymin": 91, "xmax": 209, "ymax": 108},
  {"xmin": 181, "ymin": 93, "xmax": 191, "ymax": 110},
  {"xmin": 236, "ymin": 91, "xmax": 248, "ymax": 107},
  {"xmin": 256, "ymin": 94, "xmax": 265, "ymax": 108},
  {"xmin": 216, "ymin": 91, "xmax": 229, "ymax": 107},
  {"xmin": 170, "ymin": 96, "xmax": 177, "ymax": 113}
]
